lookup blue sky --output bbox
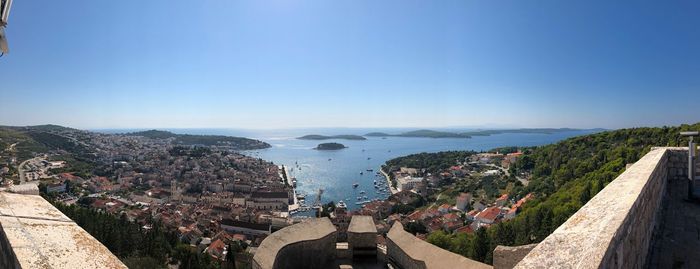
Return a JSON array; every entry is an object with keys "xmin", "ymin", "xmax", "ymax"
[{"xmin": 0, "ymin": 1, "xmax": 698, "ymax": 129}]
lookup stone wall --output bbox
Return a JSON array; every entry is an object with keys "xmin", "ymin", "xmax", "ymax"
[
  {"xmin": 270, "ymin": 232, "xmax": 337, "ymax": 269},
  {"xmin": 0, "ymin": 192, "xmax": 127, "ymax": 269},
  {"xmin": 0, "ymin": 222, "xmax": 21, "ymax": 269},
  {"xmin": 664, "ymin": 148, "xmax": 689, "ymax": 181},
  {"xmin": 514, "ymin": 148, "xmax": 682, "ymax": 268},
  {"xmin": 252, "ymin": 218, "xmax": 337, "ymax": 269},
  {"xmin": 347, "ymin": 215, "xmax": 377, "ymax": 257},
  {"xmin": 386, "ymin": 223, "xmax": 492, "ymax": 269},
  {"xmin": 492, "ymin": 244, "xmax": 537, "ymax": 269}
]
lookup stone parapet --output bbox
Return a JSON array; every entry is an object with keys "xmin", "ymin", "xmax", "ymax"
[
  {"xmin": 252, "ymin": 217, "xmax": 337, "ymax": 269},
  {"xmin": 347, "ymin": 215, "xmax": 377, "ymax": 257},
  {"xmin": 386, "ymin": 222, "xmax": 492, "ymax": 269},
  {"xmin": 493, "ymin": 244, "xmax": 537, "ymax": 269},
  {"xmin": 515, "ymin": 148, "xmax": 679, "ymax": 268},
  {"xmin": 656, "ymin": 147, "xmax": 688, "ymax": 181},
  {"xmin": 0, "ymin": 192, "xmax": 127, "ymax": 269}
]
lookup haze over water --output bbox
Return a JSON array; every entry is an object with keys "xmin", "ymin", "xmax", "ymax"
[{"xmin": 100, "ymin": 128, "xmax": 600, "ymax": 210}]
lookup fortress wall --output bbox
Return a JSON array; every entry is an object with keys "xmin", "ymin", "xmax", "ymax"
[{"xmin": 515, "ymin": 148, "xmax": 685, "ymax": 268}]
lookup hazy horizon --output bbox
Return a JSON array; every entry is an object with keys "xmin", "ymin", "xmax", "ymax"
[{"xmin": 2, "ymin": 1, "xmax": 699, "ymax": 129}]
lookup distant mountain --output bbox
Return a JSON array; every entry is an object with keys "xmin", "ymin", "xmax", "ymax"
[
  {"xmin": 123, "ymin": 130, "xmax": 174, "ymax": 139},
  {"xmin": 365, "ymin": 129, "xmax": 470, "ymax": 138},
  {"xmin": 364, "ymin": 132, "xmax": 391, "ymax": 137},
  {"xmin": 124, "ymin": 130, "xmax": 270, "ymax": 150},
  {"xmin": 297, "ymin": 134, "xmax": 367, "ymax": 141},
  {"xmin": 364, "ymin": 128, "xmax": 603, "ymax": 139},
  {"xmin": 400, "ymin": 129, "xmax": 471, "ymax": 138},
  {"xmin": 314, "ymin": 142, "xmax": 347, "ymax": 150},
  {"xmin": 462, "ymin": 128, "xmax": 585, "ymax": 136}
]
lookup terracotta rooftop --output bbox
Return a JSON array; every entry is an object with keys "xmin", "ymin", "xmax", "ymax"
[{"xmin": 475, "ymin": 206, "xmax": 501, "ymax": 222}]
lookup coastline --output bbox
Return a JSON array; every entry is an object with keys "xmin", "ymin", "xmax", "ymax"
[
  {"xmin": 282, "ymin": 165, "xmax": 300, "ymax": 213},
  {"xmin": 239, "ymin": 129, "xmax": 598, "ymax": 210},
  {"xmin": 380, "ymin": 167, "xmax": 399, "ymax": 194}
]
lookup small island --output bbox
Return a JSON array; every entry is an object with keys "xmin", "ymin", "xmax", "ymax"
[
  {"xmin": 314, "ymin": 142, "xmax": 347, "ymax": 150},
  {"xmin": 297, "ymin": 134, "xmax": 367, "ymax": 140}
]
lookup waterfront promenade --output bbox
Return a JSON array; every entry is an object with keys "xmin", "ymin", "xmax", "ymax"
[{"xmin": 380, "ymin": 168, "xmax": 399, "ymax": 194}]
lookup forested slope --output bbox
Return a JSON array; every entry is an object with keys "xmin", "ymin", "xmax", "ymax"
[{"xmin": 428, "ymin": 123, "xmax": 700, "ymax": 264}]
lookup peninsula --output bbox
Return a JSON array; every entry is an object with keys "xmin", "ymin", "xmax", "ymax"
[
  {"xmin": 314, "ymin": 142, "xmax": 347, "ymax": 150},
  {"xmin": 297, "ymin": 134, "xmax": 367, "ymax": 140},
  {"xmin": 123, "ymin": 129, "xmax": 271, "ymax": 150}
]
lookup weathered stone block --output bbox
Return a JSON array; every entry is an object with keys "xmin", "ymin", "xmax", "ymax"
[
  {"xmin": 514, "ymin": 148, "xmax": 673, "ymax": 269},
  {"xmin": 493, "ymin": 244, "xmax": 537, "ymax": 269}
]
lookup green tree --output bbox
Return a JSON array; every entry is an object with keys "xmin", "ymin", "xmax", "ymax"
[
  {"xmin": 579, "ymin": 181, "xmax": 591, "ymax": 205},
  {"xmin": 595, "ymin": 177, "xmax": 605, "ymax": 194},
  {"xmin": 472, "ymin": 228, "xmax": 490, "ymax": 262},
  {"xmin": 427, "ymin": 231, "xmax": 451, "ymax": 249}
]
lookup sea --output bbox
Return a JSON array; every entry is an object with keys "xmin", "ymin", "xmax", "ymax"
[{"xmin": 97, "ymin": 128, "xmax": 601, "ymax": 210}]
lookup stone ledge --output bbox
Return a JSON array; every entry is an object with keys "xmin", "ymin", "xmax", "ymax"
[
  {"xmin": 253, "ymin": 217, "xmax": 337, "ymax": 269},
  {"xmin": 493, "ymin": 244, "xmax": 537, "ymax": 269},
  {"xmin": 348, "ymin": 215, "xmax": 377, "ymax": 234},
  {"xmin": 0, "ymin": 192, "xmax": 127, "ymax": 269},
  {"xmin": 386, "ymin": 222, "xmax": 492, "ymax": 269},
  {"xmin": 514, "ymin": 148, "xmax": 672, "ymax": 268}
]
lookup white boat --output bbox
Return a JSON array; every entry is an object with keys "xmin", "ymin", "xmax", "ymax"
[
  {"xmin": 337, "ymin": 200, "xmax": 347, "ymax": 209},
  {"xmin": 355, "ymin": 200, "xmax": 372, "ymax": 205}
]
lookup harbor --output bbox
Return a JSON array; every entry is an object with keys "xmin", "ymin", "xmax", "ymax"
[{"xmin": 241, "ymin": 128, "xmax": 599, "ymax": 211}]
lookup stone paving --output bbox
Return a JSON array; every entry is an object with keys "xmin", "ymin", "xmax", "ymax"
[{"xmin": 648, "ymin": 174, "xmax": 700, "ymax": 269}]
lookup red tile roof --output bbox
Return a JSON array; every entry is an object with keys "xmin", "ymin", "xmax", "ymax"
[
  {"xmin": 407, "ymin": 210, "xmax": 423, "ymax": 221},
  {"xmin": 476, "ymin": 206, "xmax": 501, "ymax": 222},
  {"xmin": 443, "ymin": 213, "xmax": 460, "ymax": 222}
]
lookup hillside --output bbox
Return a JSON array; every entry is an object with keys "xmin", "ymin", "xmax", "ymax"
[
  {"xmin": 461, "ymin": 128, "xmax": 599, "ymax": 136},
  {"xmin": 0, "ymin": 125, "xmax": 93, "ymax": 160},
  {"xmin": 364, "ymin": 132, "xmax": 391, "ymax": 137},
  {"xmin": 414, "ymin": 123, "xmax": 700, "ymax": 264},
  {"xmin": 124, "ymin": 130, "xmax": 270, "ymax": 150},
  {"xmin": 400, "ymin": 130, "xmax": 472, "ymax": 138},
  {"xmin": 383, "ymin": 151, "xmax": 476, "ymax": 174},
  {"xmin": 364, "ymin": 128, "xmax": 600, "ymax": 139},
  {"xmin": 365, "ymin": 130, "xmax": 471, "ymax": 138},
  {"xmin": 297, "ymin": 134, "xmax": 367, "ymax": 140}
]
